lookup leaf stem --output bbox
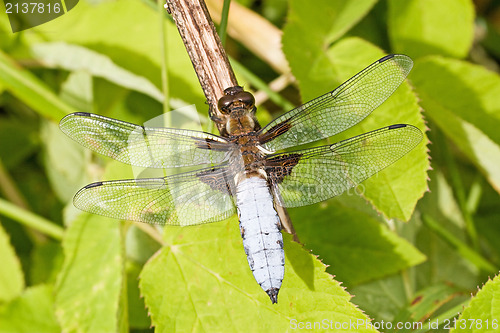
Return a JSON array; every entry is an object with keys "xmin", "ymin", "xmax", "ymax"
[
  {"xmin": 0, "ymin": 198, "xmax": 64, "ymax": 240},
  {"xmin": 412, "ymin": 299, "xmax": 470, "ymax": 333},
  {"xmin": 158, "ymin": 0, "xmax": 170, "ymax": 117},
  {"xmin": 218, "ymin": 0, "xmax": 231, "ymax": 46},
  {"xmin": 422, "ymin": 214, "xmax": 495, "ymax": 273},
  {"xmin": 440, "ymin": 133, "xmax": 479, "ymax": 250}
]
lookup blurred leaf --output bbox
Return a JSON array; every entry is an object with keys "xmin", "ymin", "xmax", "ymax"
[
  {"xmin": 0, "ymin": 50, "xmax": 74, "ymax": 121},
  {"xmin": 30, "ymin": 241, "xmax": 63, "ymax": 285},
  {"xmin": 476, "ymin": 214, "xmax": 500, "ymax": 264},
  {"xmin": 411, "ymin": 56, "xmax": 500, "ymax": 194},
  {"xmin": 451, "ymin": 274, "xmax": 500, "ymax": 333},
  {"xmin": 0, "ymin": 222, "xmax": 24, "ymax": 302},
  {"xmin": 0, "ymin": 117, "xmax": 38, "ymax": 169},
  {"xmin": 411, "ymin": 56, "xmax": 500, "ymax": 146},
  {"xmin": 284, "ymin": 37, "xmax": 428, "ymax": 220},
  {"xmin": 32, "ymin": 42, "xmax": 164, "ymax": 103},
  {"xmin": 388, "ymin": 0, "xmax": 474, "ymax": 59},
  {"xmin": 42, "ymin": 119, "xmax": 90, "ymax": 203},
  {"xmin": 0, "ymin": 285, "xmax": 60, "ymax": 333},
  {"xmin": 125, "ymin": 225, "xmax": 161, "ymax": 265},
  {"xmin": 393, "ymin": 283, "xmax": 463, "ymax": 329},
  {"xmin": 283, "ymin": 0, "xmax": 377, "ymax": 96},
  {"xmin": 140, "ymin": 221, "xmax": 378, "ymax": 332},
  {"xmin": 350, "ymin": 275, "xmax": 408, "ymax": 323},
  {"xmin": 54, "ymin": 213, "xmax": 126, "ymax": 333},
  {"xmin": 482, "ymin": 20, "xmax": 500, "ymax": 60},
  {"xmin": 37, "ymin": 0, "xmax": 206, "ymax": 110},
  {"xmin": 59, "ymin": 69, "xmax": 93, "ymax": 114},
  {"xmin": 290, "ymin": 196, "xmax": 426, "ymax": 286},
  {"xmin": 42, "ymin": 70, "xmax": 93, "ymax": 203},
  {"xmin": 416, "ymin": 219, "xmax": 482, "ymax": 292},
  {"xmin": 126, "ymin": 261, "xmax": 151, "ymax": 329}
]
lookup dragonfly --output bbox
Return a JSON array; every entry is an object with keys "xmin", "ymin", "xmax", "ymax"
[{"xmin": 60, "ymin": 54, "xmax": 422, "ymax": 304}]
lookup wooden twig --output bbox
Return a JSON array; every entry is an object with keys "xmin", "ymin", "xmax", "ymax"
[{"xmin": 165, "ymin": 0, "xmax": 237, "ymax": 134}]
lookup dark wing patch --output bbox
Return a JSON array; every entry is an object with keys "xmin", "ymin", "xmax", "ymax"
[
  {"xmin": 265, "ymin": 153, "xmax": 302, "ymax": 184},
  {"xmin": 197, "ymin": 166, "xmax": 235, "ymax": 196}
]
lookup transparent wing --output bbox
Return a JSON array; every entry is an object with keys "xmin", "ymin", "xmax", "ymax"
[
  {"xmin": 266, "ymin": 124, "xmax": 422, "ymax": 207},
  {"xmin": 60, "ymin": 112, "xmax": 232, "ymax": 168},
  {"xmin": 259, "ymin": 54, "xmax": 413, "ymax": 151},
  {"xmin": 74, "ymin": 165, "xmax": 236, "ymax": 225}
]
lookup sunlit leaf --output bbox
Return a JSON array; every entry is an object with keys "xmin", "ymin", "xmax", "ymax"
[
  {"xmin": 388, "ymin": 0, "xmax": 474, "ymax": 59},
  {"xmin": 283, "ymin": 0, "xmax": 378, "ymax": 97},
  {"xmin": 54, "ymin": 213, "xmax": 125, "ymax": 333},
  {"xmin": 140, "ymin": 220, "xmax": 379, "ymax": 332},
  {"xmin": 451, "ymin": 274, "xmax": 500, "ymax": 333}
]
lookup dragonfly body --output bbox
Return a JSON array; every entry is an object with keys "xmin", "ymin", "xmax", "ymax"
[
  {"xmin": 217, "ymin": 86, "xmax": 286, "ymax": 302},
  {"xmin": 236, "ymin": 177, "xmax": 284, "ymax": 303},
  {"xmin": 60, "ymin": 54, "xmax": 423, "ymax": 304}
]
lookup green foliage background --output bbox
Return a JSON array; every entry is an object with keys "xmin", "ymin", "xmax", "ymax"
[{"xmin": 0, "ymin": 0, "xmax": 499, "ymax": 332}]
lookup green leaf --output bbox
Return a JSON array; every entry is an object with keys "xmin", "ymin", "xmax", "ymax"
[
  {"xmin": 451, "ymin": 274, "xmax": 500, "ymax": 333},
  {"xmin": 388, "ymin": 0, "xmax": 474, "ymax": 59},
  {"xmin": 0, "ymin": 222, "xmax": 24, "ymax": 302},
  {"xmin": 37, "ymin": 0, "xmax": 206, "ymax": 110},
  {"xmin": 32, "ymin": 42, "xmax": 164, "ymax": 103},
  {"xmin": 140, "ymin": 219, "xmax": 378, "ymax": 332},
  {"xmin": 283, "ymin": 0, "xmax": 377, "ymax": 97},
  {"xmin": 30, "ymin": 240, "xmax": 63, "ymax": 285},
  {"xmin": 411, "ymin": 56, "xmax": 500, "ymax": 193},
  {"xmin": 0, "ymin": 50, "xmax": 74, "ymax": 122},
  {"xmin": 41, "ymin": 119, "xmax": 90, "ymax": 203},
  {"xmin": 290, "ymin": 195, "xmax": 426, "ymax": 286},
  {"xmin": 0, "ymin": 117, "xmax": 38, "ymax": 169},
  {"xmin": 411, "ymin": 56, "xmax": 500, "ymax": 147},
  {"xmin": 126, "ymin": 261, "xmax": 151, "ymax": 329},
  {"xmin": 350, "ymin": 275, "xmax": 409, "ymax": 323},
  {"xmin": 0, "ymin": 285, "xmax": 60, "ymax": 333},
  {"xmin": 284, "ymin": 37, "xmax": 428, "ymax": 221},
  {"xmin": 393, "ymin": 283, "xmax": 464, "ymax": 327},
  {"xmin": 54, "ymin": 213, "xmax": 126, "ymax": 333}
]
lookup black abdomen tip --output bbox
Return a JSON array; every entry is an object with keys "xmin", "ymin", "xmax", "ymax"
[{"xmin": 267, "ymin": 288, "xmax": 279, "ymax": 304}]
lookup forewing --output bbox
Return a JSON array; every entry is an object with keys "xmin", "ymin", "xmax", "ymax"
[
  {"xmin": 266, "ymin": 124, "xmax": 423, "ymax": 207},
  {"xmin": 60, "ymin": 112, "xmax": 231, "ymax": 168},
  {"xmin": 73, "ymin": 165, "xmax": 236, "ymax": 225},
  {"xmin": 259, "ymin": 55, "xmax": 413, "ymax": 151}
]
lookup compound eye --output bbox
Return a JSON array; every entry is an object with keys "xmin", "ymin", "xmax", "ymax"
[
  {"xmin": 218, "ymin": 95, "xmax": 234, "ymax": 113},
  {"xmin": 237, "ymin": 91, "xmax": 255, "ymax": 107}
]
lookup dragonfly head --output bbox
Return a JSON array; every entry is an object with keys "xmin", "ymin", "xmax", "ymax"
[{"xmin": 218, "ymin": 86, "xmax": 256, "ymax": 117}]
